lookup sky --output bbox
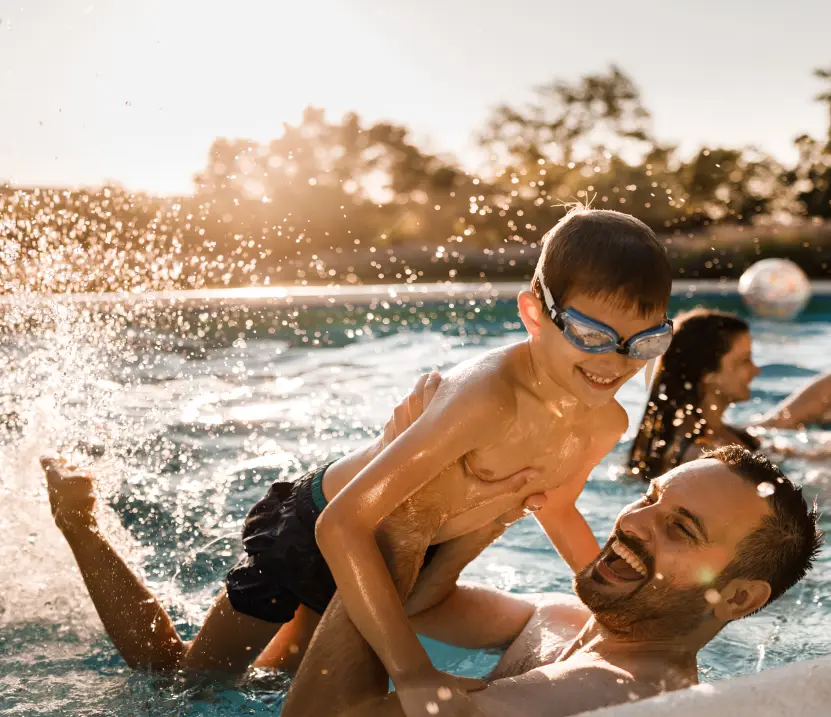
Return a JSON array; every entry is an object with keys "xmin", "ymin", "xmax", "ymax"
[{"xmin": 0, "ymin": 0, "xmax": 829, "ymax": 195}]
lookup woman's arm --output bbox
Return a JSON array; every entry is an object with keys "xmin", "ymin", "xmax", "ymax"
[{"xmin": 755, "ymin": 372, "xmax": 831, "ymax": 429}]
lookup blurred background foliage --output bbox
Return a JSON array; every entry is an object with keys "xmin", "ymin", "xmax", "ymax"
[{"xmin": 2, "ymin": 65, "xmax": 831, "ymax": 292}]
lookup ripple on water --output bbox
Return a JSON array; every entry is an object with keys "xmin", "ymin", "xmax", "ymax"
[{"xmin": 1, "ymin": 296, "xmax": 830, "ymax": 715}]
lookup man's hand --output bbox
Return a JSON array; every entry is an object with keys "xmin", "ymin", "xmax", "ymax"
[
  {"xmin": 382, "ymin": 371, "xmax": 443, "ymax": 447},
  {"xmin": 385, "ymin": 372, "xmax": 546, "ymax": 517},
  {"xmin": 396, "ymin": 667, "xmax": 485, "ymax": 717},
  {"xmin": 40, "ymin": 456, "xmax": 98, "ymax": 535}
]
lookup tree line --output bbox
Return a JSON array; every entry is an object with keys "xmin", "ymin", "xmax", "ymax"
[{"xmin": 2, "ymin": 65, "xmax": 830, "ymax": 293}]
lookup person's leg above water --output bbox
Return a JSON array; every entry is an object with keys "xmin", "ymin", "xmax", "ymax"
[
  {"xmin": 42, "ymin": 456, "xmax": 284, "ymax": 672},
  {"xmin": 42, "ymin": 373, "xmax": 446, "ymax": 674}
]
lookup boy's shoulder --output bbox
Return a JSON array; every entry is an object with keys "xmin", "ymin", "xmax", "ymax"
[
  {"xmin": 446, "ymin": 345, "xmax": 518, "ymax": 391},
  {"xmin": 589, "ymin": 399, "xmax": 629, "ymax": 445},
  {"xmin": 440, "ymin": 347, "xmax": 519, "ymax": 413}
]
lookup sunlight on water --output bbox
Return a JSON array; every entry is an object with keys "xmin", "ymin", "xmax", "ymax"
[{"xmin": 1, "ymin": 277, "xmax": 831, "ymax": 713}]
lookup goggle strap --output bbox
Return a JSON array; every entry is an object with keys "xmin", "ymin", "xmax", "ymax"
[{"xmin": 539, "ymin": 278, "xmax": 557, "ymax": 317}]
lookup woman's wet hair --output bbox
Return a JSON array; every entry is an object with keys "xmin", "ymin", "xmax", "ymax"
[
  {"xmin": 531, "ymin": 208, "xmax": 672, "ymax": 317},
  {"xmin": 628, "ymin": 309, "xmax": 756, "ymax": 481}
]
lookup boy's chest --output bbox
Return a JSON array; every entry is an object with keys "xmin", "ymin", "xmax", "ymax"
[
  {"xmin": 394, "ymin": 405, "xmax": 598, "ymax": 542},
  {"xmin": 467, "ymin": 390, "xmax": 597, "ymax": 486}
]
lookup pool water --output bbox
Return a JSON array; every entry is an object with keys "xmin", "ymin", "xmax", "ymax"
[{"xmin": 1, "ymin": 291, "xmax": 830, "ymax": 716}]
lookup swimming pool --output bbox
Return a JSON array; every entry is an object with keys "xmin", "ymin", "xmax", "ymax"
[{"xmin": 1, "ymin": 288, "xmax": 830, "ymax": 715}]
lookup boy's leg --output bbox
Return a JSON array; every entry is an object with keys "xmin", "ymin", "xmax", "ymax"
[
  {"xmin": 57, "ymin": 515, "xmax": 188, "ymax": 671},
  {"xmin": 44, "ymin": 457, "xmax": 186, "ymax": 671},
  {"xmin": 180, "ymin": 590, "xmax": 281, "ymax": 672},
  {"xmin": 251, "ymin": 604, "xmax": 321, "ymax": 672}
]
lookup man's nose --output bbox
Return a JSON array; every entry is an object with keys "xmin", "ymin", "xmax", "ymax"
[{"xmin": 618, "ymin": 507, "xmax": 654, "ymax": 544}]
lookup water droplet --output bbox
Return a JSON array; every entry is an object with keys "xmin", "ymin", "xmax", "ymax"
[
  {"xmin": 426, "ymin": 702, "xmax": 439, "ymax": 715},
  {"xmin": 757, "ymin": 482, "xmax": 775, "ymax": 497},
  {"xmin": 705, "ymin": 589, "xmax": 721, "ymax": 604}
]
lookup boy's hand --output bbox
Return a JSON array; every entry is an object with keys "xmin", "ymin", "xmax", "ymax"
[
  {"xmin": 40, "ymin": 456, "xmax": 98, "ymax": 536},
  {"xmin": 397, "ymin": 667, "xmax": 485, "ymax": 717}
]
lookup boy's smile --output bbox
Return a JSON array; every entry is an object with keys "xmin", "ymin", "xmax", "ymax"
[
  {"xmin": 537, "ymin": 292, "xmax": 668, "ymax": 406},
  {"xmin": 576, "ymin": 366, "xmax": 629, "ymax": 391}
]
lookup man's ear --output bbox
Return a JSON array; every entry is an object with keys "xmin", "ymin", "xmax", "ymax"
[
  {"xmin": 712, "ymin": 579, "xmax": 772, "ymax": 621},
  {"xmin": 518, "ymin": 290, "xmax": 544, "ymax": 338}
]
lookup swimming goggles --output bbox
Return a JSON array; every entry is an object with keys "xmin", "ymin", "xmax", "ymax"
[{"xmin": 539, "ymin": 281, "xmax": 673, "ymax": 360}]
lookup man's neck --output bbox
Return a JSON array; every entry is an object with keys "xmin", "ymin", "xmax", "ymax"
[{"xmin": 559, "ymin": 617, "xmax": 700, "ymax": 689}]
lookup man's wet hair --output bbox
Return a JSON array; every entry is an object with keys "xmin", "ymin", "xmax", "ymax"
[
  {"xmin": 706, "ymin": 445, "xmax": 823, "ymax": 608},
  {"xmin": 531, "ymin": 208, "xmax": 672, "ymax": 317}
]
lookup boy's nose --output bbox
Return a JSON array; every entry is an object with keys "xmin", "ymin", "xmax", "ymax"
[{"xmin": 595, "ymin": 353, "xmax": 639, "ymax": 374}]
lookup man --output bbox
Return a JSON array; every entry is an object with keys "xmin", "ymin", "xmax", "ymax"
[{"xmin": 282, "ymin": 446, "xmax": 821, "ymax": 717}]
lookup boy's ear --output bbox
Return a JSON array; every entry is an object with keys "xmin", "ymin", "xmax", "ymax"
[{"xmin": 518, "ymin": 290, "xmax": 544, "ymax": 338}]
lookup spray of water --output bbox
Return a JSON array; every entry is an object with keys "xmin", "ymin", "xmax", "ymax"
[{"xmin": 0, "ymin": 188, "xmax": 258, "ymax": 639}]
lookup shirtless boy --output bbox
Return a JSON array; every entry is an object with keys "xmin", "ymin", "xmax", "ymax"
[{"xmin": 43, "ymin": 208, "xmax": 674, "ymax": 717}]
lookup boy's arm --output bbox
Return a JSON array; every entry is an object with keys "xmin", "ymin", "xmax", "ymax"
[
  {"xmin": 533, "ymin": 483, "xmax": 601, "ymax": 572},
  {"xmin": 315, "ymin": 384, "xmax": 523, "ymax": 697},
  {"xmin": 533, "ymin": 406, "xmax": 627, "ymax": 572}
]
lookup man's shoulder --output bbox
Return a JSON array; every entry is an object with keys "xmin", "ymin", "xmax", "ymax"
[
  {"xmin": 533, "ymin": 657, "xmax": 653, "ymax": 709},
  {"xmin": 484, "ymin": 656, "xmax": 655, "ymax": 717}
]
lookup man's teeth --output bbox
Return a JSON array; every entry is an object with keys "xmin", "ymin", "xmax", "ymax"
[
  {"xmin": 611, "ymin": 540, "xmax": 648, "ymax": 577},
  {"xmin": 581, "ymin": 369, "xmax": 618, "ymax": 386}
]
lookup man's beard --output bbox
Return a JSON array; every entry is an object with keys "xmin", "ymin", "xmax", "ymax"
[{"xmin": 574, "ymin": 534, "xmax": 714, "ymax": 638}]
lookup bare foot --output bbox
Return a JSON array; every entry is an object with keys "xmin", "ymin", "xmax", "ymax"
[{"xmin": 40, "ymin": 456, "xmax": 98, "ymax": 536}]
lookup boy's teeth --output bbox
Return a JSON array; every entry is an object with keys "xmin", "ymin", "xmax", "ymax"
[
  {"xmin": 611, "ymin": 540, "xmax": 648, "ymax": 577},
  {"xmin": 582, "ymin": 369, "xmax": 617, "ymax": 385}
]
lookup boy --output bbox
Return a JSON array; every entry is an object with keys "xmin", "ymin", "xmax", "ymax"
[{"xmin": 46, "ymin": 208, "xmax": 673, "ymax": 717}]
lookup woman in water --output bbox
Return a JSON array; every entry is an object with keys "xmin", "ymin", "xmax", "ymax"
[{"xmin": 628, "ymin": 308, "xmax": 831, "ymax": 481}]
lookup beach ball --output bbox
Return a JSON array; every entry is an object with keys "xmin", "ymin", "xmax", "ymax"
[{"xmin": 738, "ymin": 259, "xmax": 811, "ymax": 320}]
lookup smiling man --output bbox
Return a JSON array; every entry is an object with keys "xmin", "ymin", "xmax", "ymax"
[{"xmin": 282, "ymin": 446, "xmax": 822, "ymax": 717}]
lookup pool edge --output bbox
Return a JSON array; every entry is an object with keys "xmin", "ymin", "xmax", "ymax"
[{"xmin": 582, "ymin": 655, "xmax": 831, "ymax": 717}]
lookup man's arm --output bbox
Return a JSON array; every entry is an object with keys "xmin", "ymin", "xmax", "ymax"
[{"xmin": 410, "ymin": 583, "xmax": 537, "ymax": 650}]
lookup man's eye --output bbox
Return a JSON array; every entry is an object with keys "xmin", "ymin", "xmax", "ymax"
[
  {"xmin": 671, "ymin": 522, "xmax": 695, "ymax": 542},
  {"xmin": 640, "ymin": 493, "xmax": 656, "ymax": 505}
]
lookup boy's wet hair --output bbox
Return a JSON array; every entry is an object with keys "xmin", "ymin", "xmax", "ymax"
[{"xmin": 531, "ymin": 208, "xmax": 672, "ymax": 317}]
